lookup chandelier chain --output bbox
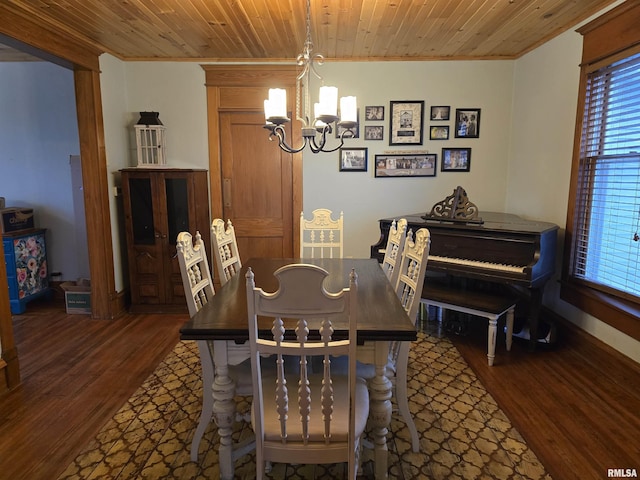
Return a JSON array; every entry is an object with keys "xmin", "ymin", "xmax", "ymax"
[{"xmin": 295, "ymin": 0, "xmax": 325, "ymax": 126}]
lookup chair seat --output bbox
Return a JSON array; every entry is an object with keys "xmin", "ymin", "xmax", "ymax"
[
  {"xmin": 356, "ymin": 360, "xmax": 393, "ymax": 380},
  {"xmin": 254, "ymin": 373, "xmax": 369, "ymax": 443},
  {"xmin": 232, "ymin": 355, "xmax": 287, "ymax": 396},
  {"xmin": 329, "ymin": 355, "xmax": 394, "ymax": 380},
  {"xmin": 229, "ymin": 359, "xmax": 253, "ymax": 396}
]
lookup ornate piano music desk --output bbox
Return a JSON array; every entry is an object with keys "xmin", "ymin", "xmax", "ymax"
[{"xmin": 371, "ymin": 212, "xmax": 559, "ymax": 350}]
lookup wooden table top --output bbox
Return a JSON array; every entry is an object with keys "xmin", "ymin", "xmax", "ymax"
[{"xmin": 180, "ymin": 258, "xmax": 417, "ymax": 343}]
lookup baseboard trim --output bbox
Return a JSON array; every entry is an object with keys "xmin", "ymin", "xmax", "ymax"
[
  {"xmin": 543, "ymin": 305, "xmax": 640, "ymax": 368},
  {"xmin": 1, "ymin": 346, "xmax": 21, "ymax": 391}
]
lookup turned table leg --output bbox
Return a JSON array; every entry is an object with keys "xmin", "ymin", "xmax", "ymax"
[
  {"xmin": 212, "ymin": 340, "xmax": 237, "ymax": 480},
  {"xmin": 369, "ymin": 340, "xmax": 392, "ymax": 479}
]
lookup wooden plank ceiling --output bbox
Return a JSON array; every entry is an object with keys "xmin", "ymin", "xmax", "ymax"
[{"xmin": 2, "ymin": 0, "xmax": 619, "ymax": 61}]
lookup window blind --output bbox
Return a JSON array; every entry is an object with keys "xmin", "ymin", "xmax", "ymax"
[{"xmin": 572, "ymin": 52, "xmax": 640, "ymax": 301}]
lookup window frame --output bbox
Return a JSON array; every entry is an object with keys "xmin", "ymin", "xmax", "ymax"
[{"xmin": 561, "ymin": 2, "xmax": 640, "ymax": 342}]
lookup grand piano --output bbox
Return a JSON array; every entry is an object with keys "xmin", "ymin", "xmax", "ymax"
[{"xmin": 371, "ymin": 210, "xmax": 559, "ymax": 349}]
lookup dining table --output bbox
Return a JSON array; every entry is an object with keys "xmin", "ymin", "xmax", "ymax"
[{"xmin": 180, "ymin": 257, "xmax": 417, "ymax": 480}]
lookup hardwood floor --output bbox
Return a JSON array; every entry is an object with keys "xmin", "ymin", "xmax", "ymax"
[
  {"xmin": 1, "ymin": 298, "xmax": 638, "ymax": 480},
  {"xmin": 442, "ymin": 311, "xmax": 640, "ymax": 480},
  {"xmin": 0, "ymin": 297, "xmax": 186, "ymax": 480}
]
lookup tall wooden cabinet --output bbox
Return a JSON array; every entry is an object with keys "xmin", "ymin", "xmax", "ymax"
[{"xmin": 120, "ymin": 168, "xmax": 210, "ymax": 313}]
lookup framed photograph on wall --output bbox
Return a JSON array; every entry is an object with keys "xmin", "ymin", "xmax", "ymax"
[
  {"xmin": 429, "ymin": 125, "xmax": 449, "ymax": 140},
  {"xmin": 430, "ymin": 105, "xmax": 450, "ymax": 121},
  {"xmin": 454, "ymin": 108, "xmax": 481, "ymax": 138},
  {"xmin": 389, "ymin": 101, "xmax": 424, "ymax": 145},
  {"xmin": 365, "ymin": 105, "xmax": 385, "ymax": 121},
  {"xmin": 339, "ymin": 147, "xmax": 367, "ymax": 172},
  {"xmin": 441, "ymin": 147, "xmax": 471, "ymax": 172},
  {"xmin": 374, "ymin": 153, "xmax": 436, "ymax": 177},
  {"xmin": 364, "ymin": 125, "xmax": 384, "ymax": 140}
]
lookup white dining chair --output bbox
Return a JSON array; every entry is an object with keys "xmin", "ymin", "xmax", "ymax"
[
  {"xmin": 390, "ymin": 227, "xmax": 431, "ymax": 452},
  {"xmin": 245, "ymin": 263, "xmax": 368, "ymax": 479},
  {"xmin": 354, "ymin": 227, "xmax": 430, "ymax": 453},
  {"xmin": 300, "ymin": 208, "xmax": 344, "ymax": 258},
  {"xmin": 381, "ymin": 218, "xmax": 408, "ymax": 287},
  {"xmin": 211, "ymin": 218, "xmax": 242, "ymax": 285},
  {"xmin": 176, "ymin": 231, "xmax": 253, "ymax": 462}
]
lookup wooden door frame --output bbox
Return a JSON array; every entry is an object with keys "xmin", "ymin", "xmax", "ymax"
[
  {"xmin": 1, "ymin": 4, "xmax": 120, "ymax": 389},
  {"xmin": 202, "ymin": 65, "xmax": 303, "ymax": 257}
]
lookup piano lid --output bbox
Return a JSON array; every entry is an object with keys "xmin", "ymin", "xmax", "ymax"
[{"xmin": 400, "ymin": 211, "xmax": 558, "ymax": 235}]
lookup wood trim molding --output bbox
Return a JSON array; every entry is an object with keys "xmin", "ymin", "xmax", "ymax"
[
  {"xmin": 0, "ymin": 7, "xmax": 121, "ymax": 395},
  {"xmin": 202, "ymin": 64, "xmax": 298, "ymax": 87},
  {"xmin": 204, "ymin": 65, "xmax": 303, "ymax": 256},
  {"xmin": 0, "ymin": 358, "xmax": 8, "ymax": 393},
  {"xmin": 0, "ymin": 240, "xmax": 20, "ymax": 389},
  {"xmin": 0, "ymin": 15, "xmax": 119, "ymax": 320},
  {"xmin": 0, "ymin": 4, "xmax": 101, "ymax": 71},
  {"xmin": 560, "ymin": 281, "xmax": 640, "ymax": 342},
  {"xmin": 206, "ymin": 87, "xmax": 223, "ymax": 220},
  {"xmin": 577, "ymin": 1, "xmax": 640, "ymax": 65},
  {"xmin": 74, "ymin": 68, "xmax": 118, "ymax": 319}
]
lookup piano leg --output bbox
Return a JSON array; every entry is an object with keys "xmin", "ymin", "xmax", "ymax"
[{"xmin": 527, "ymin": 287, "xmax": 543, "ymax": 352}]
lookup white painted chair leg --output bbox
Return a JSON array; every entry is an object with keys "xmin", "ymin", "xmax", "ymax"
[
  {"xmin": 191, "ymin": 340, "xmax": 215, "ymax": 461},
  {"xmin": 395, "ymin": 342, "xmax": 420, "ymax": 452}
]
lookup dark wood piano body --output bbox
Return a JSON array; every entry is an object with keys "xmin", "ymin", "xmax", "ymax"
[{"xmin": 371, "ymin": 212, "xmax": 559, "ymax": 349}]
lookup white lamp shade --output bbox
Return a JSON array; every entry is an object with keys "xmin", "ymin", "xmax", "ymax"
[
  {"xmin": 266, "ymin": 88, "xmax": 287, "ymax": 119},
  {"xmin": 317, "ymin": 86, "xmax": 338, "ymax": 117},
  {"xmin": 340, "ymin": 96, "xmax": 357, "ymax": 123},
  {"xmin": 314, "ymin": 103, "xmax": 327, "ymax": 127},
  {"xmin": 264, "ymin": 99, "xmax": 274, "ymax": 121}
]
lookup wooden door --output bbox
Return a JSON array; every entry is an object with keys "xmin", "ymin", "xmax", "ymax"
[
  {"xmin": 204, "ymin": 65, "xmax": 302, "ymax": 267},
  {"xmin": 219, "ymin": 112, "xmax": 293, "ymax": 260}
]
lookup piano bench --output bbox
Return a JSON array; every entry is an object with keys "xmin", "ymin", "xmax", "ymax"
[{"xmin": 421, "ymin": 282, "xmax": 518, "ymax": 366}]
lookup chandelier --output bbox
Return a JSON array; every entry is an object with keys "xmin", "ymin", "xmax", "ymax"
[{"xmin": 263, "ymin": 0, "xmax": 357, "ymax": 154}]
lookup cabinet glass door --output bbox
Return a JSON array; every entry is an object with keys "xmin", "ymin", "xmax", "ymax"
[
  {"xmin": 165, "ymin": 177, "xmax": 189, "ymax": 246},
  {"xmin": 129, "ymin": 178, "xmax": 155, "ymax": 245}
]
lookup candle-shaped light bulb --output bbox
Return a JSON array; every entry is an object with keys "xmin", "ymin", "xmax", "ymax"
[
  {"xmin": 318, "ymin": 86, "xmax": 338, "ymax": 117},
  {"xmin": 268, "ymin": 88, "xmax": 287, "ymax": 118},
  {"xmin": 340, "ymin": 96, "xmax": 357, "ymax": 123},
  {"xmin": 314, "ymin": 103, "xmax": 327, "ymax": 127},
  {"xmin": 264, "ymin": 99, "xmax": 274, "ymax": 121}
]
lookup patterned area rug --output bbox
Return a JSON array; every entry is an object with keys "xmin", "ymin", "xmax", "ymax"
[{"xmin": 58, "ymin": 332, "xmax": 551, "ymax": 479}]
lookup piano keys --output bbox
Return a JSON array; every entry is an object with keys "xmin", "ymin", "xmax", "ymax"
[{"xmin": 371, "ymin": 211, "xmax": 559, "ymax": 349}]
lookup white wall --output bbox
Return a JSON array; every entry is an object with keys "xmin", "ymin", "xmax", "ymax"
[
  {"xmin": 302, "ymin": 60, "xmax": 515, "ymax": 258},
  {"xmin": 0, "ymin": 62, "xmax": 85, "ymax": 281},
  {"xmin": 103, "ymin": 59, "xmax": 515, "ymax": 260},
  {"xmin": 99, "ymin": 59, "xmax": 210, "ymax": 291},
  {"xmin": 99, "ymin": 54, "xmax": 132, "ymax": 292},
  {"xmin": 122, "ymin": 62, "xmax": 210, "ymax": 169}
]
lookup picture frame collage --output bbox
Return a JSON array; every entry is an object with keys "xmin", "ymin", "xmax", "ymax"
[{"xmin": 338, "ymin": 100, "xmax": 481, "ymax": 175}]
